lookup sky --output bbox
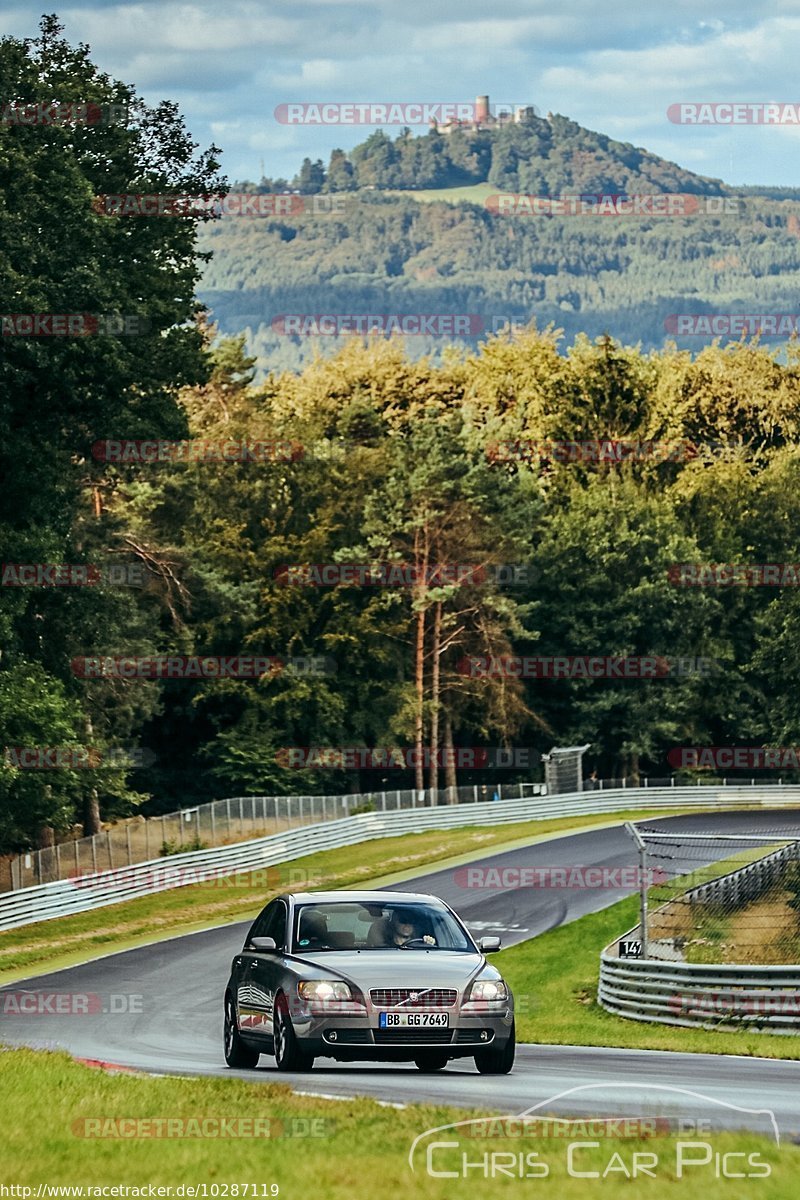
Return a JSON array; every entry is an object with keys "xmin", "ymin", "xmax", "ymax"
[{"xmin": 3, "ymin": 1, "xmax": 800, "ymax": 186}]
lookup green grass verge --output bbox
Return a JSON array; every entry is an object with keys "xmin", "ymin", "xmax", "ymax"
[
  {"xmin": 500, "ymin": 894, "xmax": 800, "ymax": 1059},
  {"xmin": 0, "ymin": 809, "xmax": 698, "ymax": 983},
  {"xmin": 385, "ymin": 182, "xmax": 499, "ymax": 205},
  {"xmin": 0, "ymin": 1047, "xmax": 795, "ymax": 1197}
]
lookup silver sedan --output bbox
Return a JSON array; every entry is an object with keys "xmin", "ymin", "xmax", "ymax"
[{"xmin": 224, "ymin": 890, "xmax": 515, "ymax": 1074}]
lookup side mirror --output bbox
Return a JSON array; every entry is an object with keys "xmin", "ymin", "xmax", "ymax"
[
  {"xmin": 250, "ymin": 936, "xmax": 277, "ymax": 952},
  {"xmin": 478, "ymin": 936, "xmax": 501, "ymax": 953}
]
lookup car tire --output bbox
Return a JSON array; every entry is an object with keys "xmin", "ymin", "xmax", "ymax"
[
  {"xmin": 414, "ymin": 1052, "xmax": 450, "ymax": 1072},
  {"xmin": 224, "ymin": 995, "xmax": 260, "ymax": 1069},
  {"xmin": 274, "ymin": 994, "xmax": 315, "ymax": 1072},
  {"xmin": 474, "ymin": 1021, "xmax": 515, "ymax": 1075}
]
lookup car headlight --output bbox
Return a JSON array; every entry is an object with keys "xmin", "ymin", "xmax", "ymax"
[
  {"xmin": 467, "ymin": 978, "xmax": 509, "ymax": 1002},
  {"xmin": 297, "ymin": 980, "xmax": 353, "ymax": 1001}
]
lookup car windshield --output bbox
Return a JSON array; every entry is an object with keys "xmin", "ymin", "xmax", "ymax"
[{"xmin": 292, "ymin": 901, "xmax": 474, "ymax": 952}]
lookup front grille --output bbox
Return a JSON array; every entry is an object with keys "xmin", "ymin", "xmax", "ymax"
[
  {"xmin": 373, "ymin": 1028, "xmax": 454, "ymax": 1045},
  {"xmin": 370, "ymin": 987, "xmax": 458, "ymax": 1008}
]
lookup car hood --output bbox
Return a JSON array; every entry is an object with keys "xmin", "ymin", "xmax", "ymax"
[{"xmin": 288, "ymin": 950, "xmax": 489, "ymax": 989}]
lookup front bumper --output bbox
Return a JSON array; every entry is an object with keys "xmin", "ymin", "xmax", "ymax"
[{"xmin": 288, "ymin": 999, "xmax": 514, "ymax": 1061}]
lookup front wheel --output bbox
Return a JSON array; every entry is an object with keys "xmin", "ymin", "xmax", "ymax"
[
  {"xmin": 414, "ymin": 1052, "xmax": 449, "ymax": 1071},
  {"xmin": 474, "ymin": 1022, "xmax": 515, "ymax": 1075},
  {"xmin": 274, "ymin": 995, "xmax": 315, "ymax": 1072},
  {"xmin": 224, "ymin": 995, "xmax": 260, "ymax": 1069}
]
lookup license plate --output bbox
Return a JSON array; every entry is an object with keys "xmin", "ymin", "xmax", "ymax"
[{"xmin": 379, "ymin": 1011, "xmax": 449, "ymax": 1027}]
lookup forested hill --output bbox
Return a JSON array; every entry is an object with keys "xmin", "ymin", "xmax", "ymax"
[
  {"xmin": 260, "ymin": 112, "xmax": 729, "ymax": 196},
  {"xmin": 197, "ymin": 115, "xmax": 800, "ymax": 376}
]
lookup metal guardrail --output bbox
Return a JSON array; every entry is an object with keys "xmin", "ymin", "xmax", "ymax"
[
  {"xmin": 599, "ymin": 957, "xmax": 800, "ymax": 1035},
  {"xmin": 5, "ymin": 774, "xmax": 788, "ymax": 893},
  {"xmin": 683, "ymin": 841, "xmax": 800, "ymax": 909},
  {"xmin": 6, "ymin": 783, "xmax": 535, "ymax": 892},
  {"xmin": 2, "ymin": 784, "xmax": 800, "ymax": 933}
]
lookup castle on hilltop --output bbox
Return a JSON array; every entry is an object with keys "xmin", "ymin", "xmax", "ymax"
[{"xmin": 433, "ymin": 94, "xmax": 541, "ymax": 135}]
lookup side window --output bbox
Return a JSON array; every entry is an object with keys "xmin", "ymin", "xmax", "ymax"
[
  {"xmin": 245, "ymin": 900, "xmax": 287, "ymax": 949},
  {"xmin": 262, "ymin": 900, "xmax": 287, "ymax": 949}
]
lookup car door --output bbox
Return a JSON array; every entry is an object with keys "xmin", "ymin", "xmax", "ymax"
[{"xmin": 236, "ymin": 900, "xmax": 287, "ymax": 1042}]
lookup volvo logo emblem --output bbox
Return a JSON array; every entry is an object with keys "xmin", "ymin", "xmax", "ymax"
[{"xmin": 409, "ymin": 991, "xmax": 419, "ymax": 1002}]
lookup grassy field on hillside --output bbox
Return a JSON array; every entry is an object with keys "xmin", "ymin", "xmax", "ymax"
[{"xmin": 385, "ymin": 182, "xmax": 498, "ymax": 205}]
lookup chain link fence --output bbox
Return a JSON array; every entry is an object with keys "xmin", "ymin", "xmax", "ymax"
[
  {"xmin": 3, "ymin": 775, "xmax": 796, "ymax": 896},
  {"xmin": 621, "ymin": 823, "xmax": 800, "ymax": 965},
  {"xmin": 0, "ymin": 781, "xmax": 548, "ymax": 892}
]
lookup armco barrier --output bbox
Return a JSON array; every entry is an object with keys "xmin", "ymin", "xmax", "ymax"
[
  {"xmin": 2, "ymin": 785, "xmax": 800, "ymax": 933},
  {"xmin": 599, "ymin": 956, "xmax": 800, "ymax": 1035},
  {"xmin": 684, "ymin": 841, "xmax": 800, "ymax": 910},
  {"xmin": 7, "ymin": 782, "xmax": 550, "ymax": 892}
]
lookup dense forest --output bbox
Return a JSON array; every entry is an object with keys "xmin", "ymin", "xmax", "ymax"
[
  {"xmin": 198, "ymin": 119, "xmax": 800, "ymax": 374},
  {"xmin": 264, "ymin": 115, "xmax": 728, "ymax": 196},
  {"xmin": 7, "ymin": 313, "xmax": 800, "ymax": 852},
  {"xmin": 198, "ymin": 188, "xmax": 800, "ymax": 374}
]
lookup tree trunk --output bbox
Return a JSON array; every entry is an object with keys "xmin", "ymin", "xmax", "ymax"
[
  {"xmin": 628, "ymin": 752, "xmax": 640, "ymax": 787},
  {"xmin": 38, "ymin": 825, "xmax": 55, "ymax": 849},
  {"xmin": 427, "ymin": 601, "xmax": 442, "ymax": 801},
  {"xmin": 414, "ymin": 604, "xmax": 426, "ymax": 795},
  {"xmin": 83, "ymin": 788, "xmax": 102, "ymax": 837},
  {"xmin": 443, "ymin": 711, "xmax": 458, "ymax": 803},
  {"xmin": 82, "ymin": 715, "xmax": 103, "ymax": 835},
  {"xmin": 413, "ymin": 528, "xmax": 429, "ymax": 798}
]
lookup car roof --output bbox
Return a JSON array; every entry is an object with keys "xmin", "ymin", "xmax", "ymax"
[{"xmin": 281, "ymin": 890, "xmax": 445, "ymax": 906}]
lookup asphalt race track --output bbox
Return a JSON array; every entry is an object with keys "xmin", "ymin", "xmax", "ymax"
[{"xmin": 2, "ymin": 810, "xmax": 800, "ymax": 1137}]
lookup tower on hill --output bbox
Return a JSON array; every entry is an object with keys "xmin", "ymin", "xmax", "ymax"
[{"xmin": 434, "ymin": 94, "xmax": 539, "ymax": 134}]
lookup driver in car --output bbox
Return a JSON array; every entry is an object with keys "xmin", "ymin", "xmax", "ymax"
[{"xmin": 388, "ymin": 908, "xmax": 436, "ymax": 947}]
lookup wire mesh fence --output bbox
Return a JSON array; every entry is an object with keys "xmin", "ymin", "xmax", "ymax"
[
  {"xmin": 2, "ymin": 776, "xmax": 794, "ymax": 896},
  {"xmin": 621, "ymin": 823, "xmax": 800, "ymax": 964},
  {"xmin": 0, "ymin": 781, "xmax": 548, "ymax": 892}
]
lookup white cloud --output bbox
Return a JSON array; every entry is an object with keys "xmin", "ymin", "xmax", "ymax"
[{"xmin": 3, "ymin": 3, "xmax": 800, "ymax": 182}]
